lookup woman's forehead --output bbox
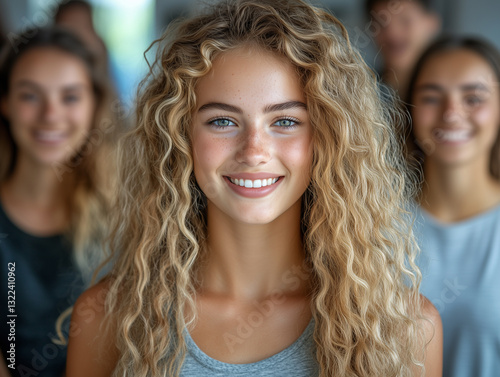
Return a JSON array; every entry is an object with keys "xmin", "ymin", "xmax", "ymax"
[{"xmin": 194, "ymin": 48, "xmax": 305, "ymax": 109}]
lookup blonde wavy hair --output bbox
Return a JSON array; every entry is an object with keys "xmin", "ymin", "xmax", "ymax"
[
  {"xmin": 105, "ymin": 0, "xmax": 425, "ymax": 375},
  {"xmin": 0, "ymin": 27, "xmax": 119, "ymax": 278}
]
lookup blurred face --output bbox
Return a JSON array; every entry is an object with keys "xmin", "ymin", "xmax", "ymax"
[
  {"xmin": 192, "ymin": 48, "xmax": 313, "ymax": 225},
  {"xmin": 1, "ymin": 47, "xmax": 95, "ymax": 168},
  {"xmin": 56, "ymin": 7, "xmax": 103, "ymax": 57},
  {"xmin": 372, "ymin": 0, "xmax": 439, "ymax": 70},
  {"xmin": 411, "ymin": 49, "xmax": 500, "ymax": 168}
]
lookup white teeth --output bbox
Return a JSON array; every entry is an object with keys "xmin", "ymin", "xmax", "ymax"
[
  {"xmin": 229, "ymin": 177, "xmax": 279, "ymax": 188},
  {"xmin": 434, "ymin": 129, "xmax": 471, "ymax": 142},
  {"xmin": 35, "ymin": 130, "xmax": 66, "ymax": 142}
]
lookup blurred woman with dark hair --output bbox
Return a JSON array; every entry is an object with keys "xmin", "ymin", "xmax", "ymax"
[
  {"xmin": 407, "ymin": 36, "xmax": 500, "ymax": 377},
  {"xmin": 0, "ymin": 27, "xmax": 119, "ymax": 377}
]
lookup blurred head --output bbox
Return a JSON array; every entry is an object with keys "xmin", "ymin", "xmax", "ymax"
[
  {"xmin": 407, "ymin": 36, "xmax": 500, "ymax": 178},
  {"xmin": 0, "ymin": 27, "xmax": 113, "ymax": 179},
  {"xmin": 54, "ymin": 0, "xmax": 108, "ymax": 68},
  {"xmin": 1, "ymin": 46, "xmax": 95, "ymax": 169},
  {"xmin": 55, "ymin": 0, "xmax": 94, "ymax": 31},
  {"xmin": 366, "ymin": 0, "xmax": 440, "ymax": 71}
]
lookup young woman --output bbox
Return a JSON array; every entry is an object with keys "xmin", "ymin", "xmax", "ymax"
[
  {"xmin": 407, "ymin": 36, "xmax": 500, "ymax": 377},
  {"xmin": 67, "ymin": 1, "xmax": 442, "ymax": 376},
  {"xmin": 0, "ymin": 27, "xmax": 118, "ymax": 377}
]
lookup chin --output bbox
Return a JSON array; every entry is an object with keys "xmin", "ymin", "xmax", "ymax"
[
  {"xmin": 236, "ymin": 215, "xmax": 277, "ymax": 225},
  {"xmin": 229, "ymin": 210, "xmax": 279, "ymax": 225},
  {"xmin": 33, "ymin": 152, "xmax": 75, "ymax": 169},
  {"xmin": 432, "ymin": 152, "xmax": 476, "ymax": 167}
]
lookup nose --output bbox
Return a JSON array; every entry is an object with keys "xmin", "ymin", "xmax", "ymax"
[
  {"xmin": 442, "ymin": 96, "xmax": 464, "ymax": 123},
  {"xmin": 235, "ymin": 126, "xmax": 271, "ymax": 166},
  {"xmin": 41, "ymin": 97, "xmax": 62, "ymax": 124}
]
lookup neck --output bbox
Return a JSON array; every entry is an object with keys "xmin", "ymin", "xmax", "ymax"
[
  {"xmin": 200, "ymin": 200, "xmax": 309, "ymax": 301},
  {"xmin": 420, "ymin": 158, "xmax": 500, "ymax": 222},
  {"xmin": 1, "ymin": 154, "xmax": 73, "ymax": 209}
]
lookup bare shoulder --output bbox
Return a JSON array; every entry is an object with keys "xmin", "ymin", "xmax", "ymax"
[
  {"xmin": 0, "ymin": 350, "xmax": 12, "ymax": 377},
  {"xmin": 66, "ymin": 280, "xmax": 118, "ymax": 377},
  {"xmin": 421, "ymin": 295, "xmax": 441, "ymax": 325},
  {"xmin": 418, "ymin": 295, "xmax": 443, "ymax": 377}
]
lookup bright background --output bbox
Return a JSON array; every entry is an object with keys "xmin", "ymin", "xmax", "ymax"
[{"xmin": 1, "ymin": 0, "xmax": 499, "ymax": 108}]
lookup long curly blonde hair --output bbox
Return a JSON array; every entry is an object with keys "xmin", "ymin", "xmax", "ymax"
[{"xmin": 105, "ymin": 0, "xmax": 424, "ymax": 375}]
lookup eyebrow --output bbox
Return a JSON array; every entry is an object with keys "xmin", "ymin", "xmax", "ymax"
[
  {"xmin": 197, "ymin": 100, "xmax": 307, "ymax": 114},
  {"xmin": 14, "ymin": 80, "xmax": 88, "ymax": 91},
  {"xmin": 415, "ymin": 83, "xmax": 491, "ymax": 92}
]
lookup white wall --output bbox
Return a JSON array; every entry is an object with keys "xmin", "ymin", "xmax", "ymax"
[
  {"xmin": 4, "ymin": 0, "xmax": 500, "ymax": 49},
  {"xmin": 451, "ymin": 0, "xmax": 500, "ymax": 50}
]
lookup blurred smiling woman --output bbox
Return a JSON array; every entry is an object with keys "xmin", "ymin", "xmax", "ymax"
[
  {"xmin": 67, "ymin": 1, "xmax": 441, "ymax": 376},
  {"xmin": 0, "ymin": 27, "xmax": 118, "ymax": 377},
  {"xmin": 407, "ymin": 36, "xmax": 500, "ymax": 377}
]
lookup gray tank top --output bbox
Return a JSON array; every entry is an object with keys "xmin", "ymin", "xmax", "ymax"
[
  {"xmin": 180, "ymin": 319, "xmax": 318, "ymax": 376},
  {"xmin": 414, "ymin": 204, "xmax": 500, "ymax": 377}
]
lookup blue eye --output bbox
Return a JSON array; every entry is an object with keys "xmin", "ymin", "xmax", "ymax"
[
  {"xmin": 420, "ymin": 96, "xmax": 440, "ymax": 105},
  {"xmin": 20, "ymin": 93, "xmax": 38, "ymax": 102},
  {"xmin": 273, "ymin": 118, "xmax": 299, "ymax": 128},
  {"xmin": 465, "ymin": 96, "xmax": 483, "ymax": 106},
  {"xmin": 209, "ymin": 118, "xmax": 235, "ymax": 129},
  {"xmin": 64, "ymin": 95, "xmax": 80, "ymax": 104}
]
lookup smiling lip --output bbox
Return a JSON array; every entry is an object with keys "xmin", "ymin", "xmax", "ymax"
[
  {"xmin": 33, "ymin": 130, "xmax": 68, "ymax": 145},
  {"xmin": 224, "ymin": 175, "xmax": 283, "ymax": 198},
  {"xmin": 433, "ymin": 128, "xmax": 473, "ymax": 145},
  {"xmin": 227, "ymin": 172, "xmax": 282, "ymax": 179}
]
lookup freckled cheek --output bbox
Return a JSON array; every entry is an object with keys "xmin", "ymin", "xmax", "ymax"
[
  {"xmin": 192, "ymin": 132, "xmax": 231, "ymax": 180},
  {"xmin": 474, "ymin": 105, "xmax": 500, "ymax": 130},
  {"xmin": 412, "ymin": 108, "xmax": 436, "ymax": 138},
  {"xmin": 68, "ymin": 115, "xmax": 91, "ymax": 137},
  {"xmin": 12, "ymin": 103, "xmax": 38, "ymax": 126},
  {"xmin": 278, "ymin": 136, "xmax": 313, "ymax": 181},
  {"xmin": 68, "ymin": 102, "xmax": 95, "ymax": 131},
  {"xmin": 473, "ymin": 106, "xmax": 500, "ymax": 148}
]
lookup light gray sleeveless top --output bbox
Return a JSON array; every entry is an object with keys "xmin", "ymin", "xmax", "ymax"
[{"xmin": 180, "ymin": 319, "xmax": 318, "ymax": 376}]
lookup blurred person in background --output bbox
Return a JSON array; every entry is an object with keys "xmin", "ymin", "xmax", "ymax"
[
  {"xmin": 54, "ymin": 0, "xmax": 113, "ymax": 86},
  {"xmin": 0, "ymin": 27, "xmax": 119, "ymax": 377},
  {"xmin": 365, "ymin": 0, "xmax": 441, "ymax": 98},
  {"xmin": 407, "ymin": 36, "xmax": 500, "ymax": 377}
]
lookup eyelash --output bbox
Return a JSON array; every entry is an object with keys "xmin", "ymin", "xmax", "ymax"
[
  {"xmin": 206, "ymin": 116, "xmax": 301, "ymax": 130},
  {"xmin": 20, "ymin": 93, "xmax": 38, "ymax": 101},
  {"xmin": 465, "ymin": 96, "xmax": 484, "ymax": 106},
  {"xmin": 207, "ymin": 117, "xmax": 236, "ymax": 129},
  {"xmin": 273, "ymin": 116, "xmax": 301, "ymax": 129}
]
